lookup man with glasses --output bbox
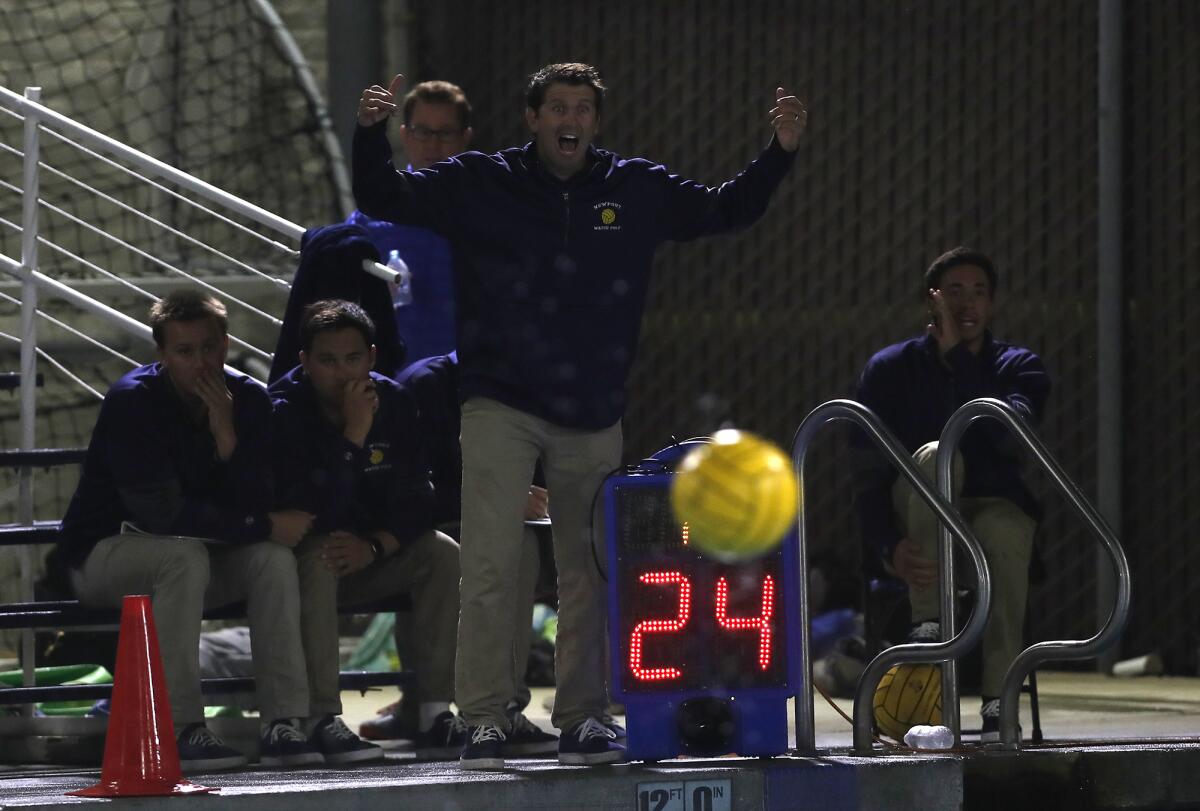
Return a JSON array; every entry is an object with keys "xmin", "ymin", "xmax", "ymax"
[
  {"xmin": 348, "ymin": 80, "xmax": 475, "ymax": 364},
  {"xmin": 395, "ymin": 80, "xmax": 474, "ymax": 173}
]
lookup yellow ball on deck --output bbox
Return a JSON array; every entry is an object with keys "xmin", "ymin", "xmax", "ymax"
[
  {"xmin": 872, "ymin": 663, "xmax": 943, "ymax": 741},
  {"xmin": 670, "ymin": 429, "xmax": 799, "ymax": 561}
]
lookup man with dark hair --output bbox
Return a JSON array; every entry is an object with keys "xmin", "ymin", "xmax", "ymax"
[
  {"xmin": 53, "ymin": 289, "xmax": 321, "ymax": 771},
  {"xmin": 269, "ymin": 299, "xmax": 464, "ymax": 760},
  {"xmin": 354, "ymin": 62, "xmax": 806, "ymax": 768},
  {"xmin": 923, "ymin": 246, "xmax": 998, "ymax": 300},
  {"xmin": 346, "ymin": 78, "xmax": 475, "ymax": 365},
  {"xmin": 852, "ymin": 247, "xmax": 1051, "ymax": 741},
  {"xmin": 522, "ymin": 62, "xmax": 606, "ymax": 122}
]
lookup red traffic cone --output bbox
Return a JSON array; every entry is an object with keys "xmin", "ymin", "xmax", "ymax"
[{"xmin": 69, "ymin": 595, "xmax": 214, "ymax": 797}]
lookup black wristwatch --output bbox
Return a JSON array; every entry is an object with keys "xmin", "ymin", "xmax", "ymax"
[{"xmin": 367, "ymin": 535, "xmax": 386, "ymax": 563}]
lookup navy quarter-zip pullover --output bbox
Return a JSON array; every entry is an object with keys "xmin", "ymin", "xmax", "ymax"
[
  {"xmin": 353, "ymin": 123, "xmax": 795, "ymax": 429},
  {"xmin": 852, "ymin": 332, "xmax": 1051, "ymax": 564}
]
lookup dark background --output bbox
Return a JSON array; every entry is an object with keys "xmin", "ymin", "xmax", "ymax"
[{"xmin": 405, "ymin": 1, "xmax": 1200, "ymax": 673}]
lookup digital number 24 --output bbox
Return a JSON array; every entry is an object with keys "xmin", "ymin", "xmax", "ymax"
[{"xmin": 629, "ymin": 570, "xmax": 776, "ymax": 681}]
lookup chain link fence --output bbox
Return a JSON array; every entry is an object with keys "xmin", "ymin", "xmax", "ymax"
[{"xmin": 411, "ymin": 0, "xmax": 1196, "ymax": 671}]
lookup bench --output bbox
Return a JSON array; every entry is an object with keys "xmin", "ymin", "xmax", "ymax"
[{"xmin": 0, "ymin": 447, "xmax": 416, "ymax": 707}]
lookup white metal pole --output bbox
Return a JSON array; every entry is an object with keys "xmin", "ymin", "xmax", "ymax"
[
  {"xmin": 18, "ymin": 86, "xmax": 42, "ymax": 698},
  {"xmin": 0, "ymin": 85, "xmax": 305, "ymax": 241}
]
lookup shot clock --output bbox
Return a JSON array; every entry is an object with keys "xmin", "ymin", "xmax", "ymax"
[{"xmin": 604, "ymin": 452, "xmax": 801, "ymax": 762}]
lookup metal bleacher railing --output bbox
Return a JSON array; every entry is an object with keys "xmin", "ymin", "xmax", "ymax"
[
  {"xmin": 789, "ymin": 397, "xmax": 1130, "ymax": 755},
  {"xmin": 0, "ymin": 84, "xmax": 398, "ymax": 703}
]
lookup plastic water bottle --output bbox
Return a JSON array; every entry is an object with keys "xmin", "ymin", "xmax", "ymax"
[
  {"xmin": 386, "ymin": 249, "xmax": 412, "ymax": 307},
  {"xmin": 903, "ymin": 724, "xmax": 954, "ymax": 750}
]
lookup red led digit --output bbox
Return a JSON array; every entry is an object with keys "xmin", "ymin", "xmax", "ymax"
[
  {"xmin": 715, "ymin": 575, "xmax": 776, "ymax": 671},
  {"xmin": 629, "ymin": 570, "xmax": 692, "ymax": 681}
]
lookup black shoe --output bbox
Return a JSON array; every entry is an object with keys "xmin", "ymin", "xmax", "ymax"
[
  {"xmin": 260, "ymin": 718, "xmax": 324, "ymax": 768},
  {"xmin": 907, "ymin": 621, "xmax": 941, "ymax": 643},
  {"xmin": 600, "ymin": 715, "xmax": 626, "ymax": 741},
  {"xmin": 979, "ymin": 697, "xmax": 1021, "ymax": 743},
  {"xmin": 358, "ymin": 700, "xmax": 414, "ymax": 741},
  {"xmin": 558, "ymin": 717, "xmax": 625, "ymax": 766},
  {"xmin": 358, "ymin": 712, "xmax": 412, "ymax": 741},
  {"xmin": 176, "ymin": 722, "xmax": 248, "ymax": 772},
  {"xmin": 414, "ymin": 711, "xmax": 469, "ymax": 760},
  {"xmin": 980, "ymin": 698, "xmax": 1000, "ymax": 742},
  {"xmin": 459, "ymin": 723, "xmax": 506, "ymax": 770},
  {"xmin": 504, "ymin": 710, "xmax": 558, "ymax": 755},
  {"xmin": 309, "ymin": 714, "xmax": 385, "ymax": 765}
]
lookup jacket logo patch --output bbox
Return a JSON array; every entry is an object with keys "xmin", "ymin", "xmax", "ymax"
[
  {"xmin": 365, "ymin": 441, "xmax": 391, "ymax": 473},
  {"xmin": 593, "ymin": 202, "xmax": 622, "ymax": 231}
]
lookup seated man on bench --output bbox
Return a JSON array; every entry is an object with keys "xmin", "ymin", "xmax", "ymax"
[
  {"xmin": 50, "ymin": 290, "xmax": 326, "ymax": 771},
  {"xmin": 268, "ymin": 299, "xmax": 463, "ymax": 759},
  {"xmin": 851, "ymin": 247, "xmax": 1051, "ymax": 741}
]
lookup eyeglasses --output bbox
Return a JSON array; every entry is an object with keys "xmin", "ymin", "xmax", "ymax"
[{"xmin": 407, "ymin": 125, "xmax": 465, "ymax": 143}]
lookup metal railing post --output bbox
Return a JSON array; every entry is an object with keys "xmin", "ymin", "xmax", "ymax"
[
  {"xmin": 791, "ymin": 438, "xmax": 815, "ymax": 753},
  {"xmin": 938, "ymin": 398, "xmax": 1131, "ymax": 750},
  {"xmin": 790, "ymin": 399, "xmax": 991, "ymax": 754},
  {"xmin": 934, "ymin": 440, "xmax": 961, "ymax": 738},
  {"xmin": 18, "ymin": 86, "xmax": 42, "ymax": 699}
]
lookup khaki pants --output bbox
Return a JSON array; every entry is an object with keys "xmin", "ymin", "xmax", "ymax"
[
  {"xmin": 389, "ymin": 524, "xmax": 541, "ymax": 731},
  {"xmin": 295, "ymin": 529, "xmax": 461, "ymax": 717},
  {"xmin": 455, "ymin": 398, "xmax": 622, "ymax": 731},
  {"xmin": 73, "ymin": 534, "xmax": 309, "ymax": 724},
  {"xmin": 448, "ymin": 524, "xmax": 541, "ymax": 716},
  {"xmin": 894, "ymin": 441, "xmax": 1035, "ymax": 697}
]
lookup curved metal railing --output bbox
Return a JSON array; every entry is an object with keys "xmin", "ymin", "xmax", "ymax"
[
  {"xmin": 790, "ymin": 399, "xmax": 992, "ymax": 754},
  {"xmin": 938, "ymin": 398, "xmax": 1131, "ymax": 749}
]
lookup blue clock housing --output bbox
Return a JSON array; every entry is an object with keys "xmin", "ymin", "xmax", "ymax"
[{"xmin": 604, "ymin": 454, "xmax": 802, "ymax": 762}]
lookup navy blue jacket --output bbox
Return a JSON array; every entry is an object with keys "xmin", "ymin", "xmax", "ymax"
[
  {"xmin": 353, "ymin": 123, "xmax": 795, "ymax": 429},
  {"xmin": 852, "ymin": 333, "xmax": 1051, "ymax": 565},
  {"xmin": 269, "ymin": 223, "xmax": 404, "ymax": 384},
  {"xmin": 268, "ymin": 367, "xmax": 435, "ymax": 550},
  {"xmin": 394, "ymin": 353, "xmax": 461, "ymax": 527},
  {"xmin": 56, "ymin": 364, "xmax": 275, "ymax": 570},
  {"xmin": 346, "ymin": 210, "xmax": 458, "ymax": 364}
]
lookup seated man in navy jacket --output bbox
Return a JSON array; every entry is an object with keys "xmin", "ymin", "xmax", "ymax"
[
  {"xmin": 53, "ymin": 290, "xmax": 320, "ymax": 771},
  {"xmin": 269, "ymin": 300, "xmax": 462, "ymax": 759},
  {"xmin": 851, "ymin": 247, "xmax": 1051, "ymax": 741}
]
